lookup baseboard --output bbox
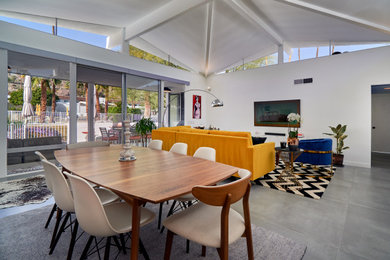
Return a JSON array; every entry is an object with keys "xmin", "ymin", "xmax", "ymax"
[
  {"xmin": 372, "ymin": 151, "xmax": 390, "ymax": 155},
  {"xmin": 343, "ymin": 160, "xmax": 371, "ymax": 168}
]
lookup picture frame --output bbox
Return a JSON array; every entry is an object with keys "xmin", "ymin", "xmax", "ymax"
[
  {"xmin": 254, "ymin": 99, "xmax": 300, "ymax": 127},
  {"xmin": 192, "ymin": 95, "xmax": 201, "ymax": 119}
]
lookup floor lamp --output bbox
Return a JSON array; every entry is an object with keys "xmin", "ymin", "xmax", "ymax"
[{"xmin": 162, "ymin": 88, "xmax": 223, "ymax": 127}]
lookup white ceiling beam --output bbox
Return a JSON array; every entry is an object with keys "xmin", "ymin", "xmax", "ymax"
[
  {"xmin": 227, "ymin": 0, "xmax": 284, "ymax": 45},
  {"xmin": 107, "ymin": 0, "xmax": 209, "ymax": 49},
  {"xmin": 204, "ymin": 2, "xmax": 214, "ymax": 77},
  {"xmin": 279, "ymin": 0, "xmax": 390, "ymax": 35}
]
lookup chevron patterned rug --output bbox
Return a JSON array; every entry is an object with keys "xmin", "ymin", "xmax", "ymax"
[{"xmin": 255, "ymin": 162, "xmax": 335, "ymax": 200}]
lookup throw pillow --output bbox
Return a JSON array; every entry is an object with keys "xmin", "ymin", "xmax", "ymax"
[{"xmin": 252, "ymin": 136, "xmax": 267, "ymax": 145}]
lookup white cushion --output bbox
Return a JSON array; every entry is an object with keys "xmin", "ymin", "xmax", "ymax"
[
  {"xmin": 163, "ymin": 203, "xmax": 245, "ymax": 248},
  {"xmin": 175, "ymin": 193, "xmax": 195, "ymax": 202},
  {"xmin": 95, "ymin": 188, "xmax": 119, "ymax": 205},
  {"xmin": 104, "ymin": 202, "xmax": 155, "ymax": 234}
]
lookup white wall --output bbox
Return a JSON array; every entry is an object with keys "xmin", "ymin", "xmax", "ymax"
[
  {"xmin": 372, "ymin": 92, "xmax": 390, "ymax": 153},
  {"xmin": 206, "ymin": 46, "xmax": 390, "ymax": 168}
]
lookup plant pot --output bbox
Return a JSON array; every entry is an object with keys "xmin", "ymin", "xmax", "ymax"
[
  {"xmin": 333, "ymin": 154, "xmax": 344, "ymax": 167},
  {"xmin": 288, "ymin": 144, "xmax": 299, "ymax": 151}
]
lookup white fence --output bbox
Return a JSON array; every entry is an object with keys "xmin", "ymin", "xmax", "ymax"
[{"xmin": 7, "ymin": 122, "xmax": 68, "ymax": 142}]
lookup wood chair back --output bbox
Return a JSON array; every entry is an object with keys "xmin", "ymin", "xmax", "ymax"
[
  {"xmin": 192, "ymin": 169, "xmax": 251, "ymax": 206},
  {"xmin": 192, "ymin": 169, "xmax": 253, "ymax": 260}
]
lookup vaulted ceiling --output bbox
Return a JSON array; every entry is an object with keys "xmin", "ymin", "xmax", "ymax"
[{"xmin": 1, "ymin": 0, "xmax": 390, "ymax": 76}]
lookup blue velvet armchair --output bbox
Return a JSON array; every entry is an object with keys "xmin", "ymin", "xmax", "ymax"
[{"xmin": 296, "ymin": 138, "xmax": 333, "ymax": 171}]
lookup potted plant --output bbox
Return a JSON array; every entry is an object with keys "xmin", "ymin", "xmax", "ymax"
[
  {"xmin": 135, "ymin": 117, "xmax": 156, "ymax": 147},
  {"xmin": 287, "ymin": 113, "xmax": 301, "ymax": 150},
  {"xmin": 323, "ymin": 124, "xmax": 349, "ymax": 166}
]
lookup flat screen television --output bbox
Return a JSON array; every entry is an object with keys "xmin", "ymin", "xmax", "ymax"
[{"xmin": 254, "ymin": 99, "xmax": 300, "ymax": 127}]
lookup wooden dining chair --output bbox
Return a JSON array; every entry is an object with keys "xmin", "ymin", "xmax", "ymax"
[
  {"xmin": 161, "ymin": 147, "xmax": 217, "ymax": 253},
  {"xmin": 63, "ymin": 172, "xmax": 155, "ymax": 260},
  {"xmin": 148, "ymin": 139, "xmax": 163, "ymax": 150},
  {"xmin": 163, "ymin": 169, "xmax": 254, "ymax": 260}
]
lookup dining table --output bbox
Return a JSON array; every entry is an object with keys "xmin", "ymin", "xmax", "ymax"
[{"xmin": 55, "ymin": 145, "xmax": 238, "ymax": 260}]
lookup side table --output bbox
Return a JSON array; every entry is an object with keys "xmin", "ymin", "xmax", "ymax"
[{"xmin": 275, "ymin": 147, "xmax": 303, "ymax": 190}]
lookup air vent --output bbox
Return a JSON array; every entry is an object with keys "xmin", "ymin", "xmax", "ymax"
[{"xmin": 294, "ymin": 78, "xmax": 313, "ymax": 85}]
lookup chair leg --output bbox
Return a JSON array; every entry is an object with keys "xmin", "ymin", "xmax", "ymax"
[
  {"xmin": 139, "ymin": 239, "xmax": 150, "ymax": 260},
  {"xmin": 67, "ymin": 219, "xmax": 78, "ymax": 260},
  {"xmin": 113, "ymin": 236, "xmax": 122, "ymax": 253},
  {"xmin": 104, "ymin": 236, "xmax": 111, "ymax": 260},
  {"xmin": 80, "ymin": 236, "xmax": 94, "ymax": 259},
  {"xmin": 49, "ymin": 208, "xmax": 62, "ymax": 250},
  {"xmin": 186, "ymin": 239, "xmax": 190, "ymax": 253},
  {"xmin": 216, "ymin": 247, "xmax": 228, "ymax": 260},
  {"xmin": 50, "ymin": 212, "xmax": 70, "ymax": 254},
  {"xmin": 245, "ymin": 229, "xmax": 254, "ymax": 260},
  {"xmin": 158, "ymin": 202, "xmax": 164, "ymax": 229},
  {"xmin": 201, "ymin": 246, "xmax": 206, "ymax": 257},
  {"xmin": 45, "ymin": 203, "xmax": 57, "ymax": 228},
  {"xmin": 164, "ymin": 230, "xmax": 174, "ymax": 260},
  {"xmin": 119, "ymin": 234, "xmax": 127, "ymax": 255},
  {"xmin": 161, "ymin": 200, "xmax": 177, "ymax": 233}
]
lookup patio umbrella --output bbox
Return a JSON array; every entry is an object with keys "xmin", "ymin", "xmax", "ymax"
[
  {"xmin": 22, "ymin": 75, "xmax": 34, "ymax": 118},
  {"xmin": 21, "ymin": 75, "xmax": 34, "ymax": 139}
]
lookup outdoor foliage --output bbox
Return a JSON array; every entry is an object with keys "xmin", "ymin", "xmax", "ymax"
[
  {"xmin": 225, "ymin": 54, "xmax": 277, "ymax": 73},
  {"xmin": 129, "ymin": 108, "xmax": 142, "ymax": 114},
  {"xmin": 107, "ymin": 102, "xmax": 122, "ymax": 114},
  {"xmin": 129, "ymin": 45, "xmax": 188, "ymax": 71},
  {"xmin": 135, "ymin": 117, "xmax": 156, "ymax": 147},
  {"xmin": 9, "ymin": 87, "xmax": 58, "ymax": 108}
]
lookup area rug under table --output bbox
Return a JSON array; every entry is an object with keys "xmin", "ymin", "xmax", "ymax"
[
  {"xmin": 255, "ymin": 162, "xmax": 335, "ymax": 200},
  {"xmin": 0, "ymin": 203, "xmax": 307, "ymax": 260},
  {"xmin": 0, "ymin": 175, "xmax": 51, "ymax": 209}
]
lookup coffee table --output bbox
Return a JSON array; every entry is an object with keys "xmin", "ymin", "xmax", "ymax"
[{"xmin": 275, "ymin": 147, "xmax": 303, "ymax": 190}]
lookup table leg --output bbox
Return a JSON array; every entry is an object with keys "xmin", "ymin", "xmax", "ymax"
[{"xmin": 131, "ymin": 199, "xmax": 141, "ymax": 260}]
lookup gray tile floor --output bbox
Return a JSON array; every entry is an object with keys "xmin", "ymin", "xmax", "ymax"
[
  {"xmin": 1, "ymin": 153, "xmax": 389, "ymax": 259},
  {"xmin": 232, "ymin": 152, "xmax": 390, "ymax": 260}
]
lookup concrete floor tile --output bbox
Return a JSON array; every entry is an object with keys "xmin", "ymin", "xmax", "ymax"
[
  {"xmin": 341, "ymin": 204, "xmax": 390, "ymax": 260},
  {"xmin": 349, "ymin": 183, "xmax": 390, "ymax": 212},
  {"xmin": 336, "ymin": 248, "xmax": 370, "ymax": 260},
  {"xmin": 302, "ymin": 241, "xmax": 338, "ymax": 260}
]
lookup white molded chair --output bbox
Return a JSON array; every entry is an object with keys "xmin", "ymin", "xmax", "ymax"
[
  {"xmin": 163, "ymin": 169, "xmax": 254, "ymax": 260},
  {"xmin": 66, "ymin": 141, "xmax": 110, "ymax": 150},
  {"xmin": 193, "ymin": 147, "xmax": 216, "ymax": 161},
  {"xmin": 169, "ymin": 142, "xmax": 188, "ymax": 155},
  {"xmin": 148, "ymin": 139, "xmax": 163, "ymax": 150},
  {"xmin": 35, "ymin": 151, "xmax": 57, "ymax": 229},
  {"xmin": 41, "ymin": 160, "xmax": 119, "ymax": 259},
  {"xmin": 63, "ymin": 172, "xmax": 155, "ymax": 259}
]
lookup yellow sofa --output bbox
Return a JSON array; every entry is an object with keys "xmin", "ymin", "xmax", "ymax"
[{"xmin": 151, "ymin": 126, "xmax": 275, "ymax": 181}]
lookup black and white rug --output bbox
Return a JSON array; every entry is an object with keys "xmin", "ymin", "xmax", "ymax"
[
  {"xmin": 255, "ymin": 162, "xmax": 335, "ymax": 200},
  {"xmin": 0, "ymin": 175, "xmax": 51, "ymax": 209}
]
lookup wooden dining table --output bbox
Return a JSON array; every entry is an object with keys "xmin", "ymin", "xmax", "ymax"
[{"xmin": 55, "ymin": 145, "xmax": 238, "ymax": 260}]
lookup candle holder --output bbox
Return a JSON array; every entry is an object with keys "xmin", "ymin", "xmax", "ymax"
[{"xmin": 119, "ymin": 120, "xmax": 136, "ymax": 162}]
